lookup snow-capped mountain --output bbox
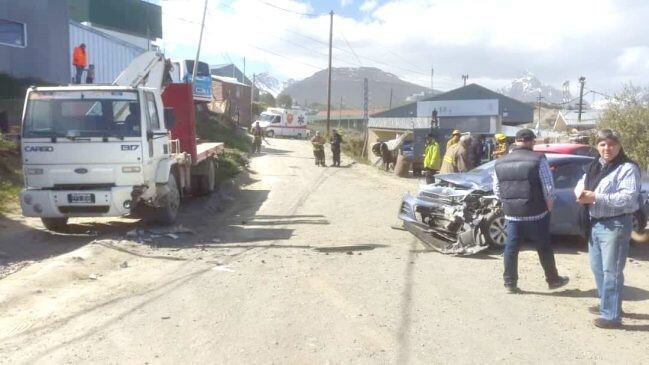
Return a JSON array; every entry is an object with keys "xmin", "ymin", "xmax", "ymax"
[
  {"xmin": 500, "ymin": 71, "xmax": 568, "ymax": 104},
  {"xmin": 281, "ymin": 67, "xmax": 429, "ymax": 108},
  {"xmin": 253, "ymin": 72, "xmax": 283, "ymax": 97}
]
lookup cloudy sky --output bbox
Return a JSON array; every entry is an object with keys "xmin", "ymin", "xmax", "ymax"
[{"xmin": 156, "ymin": 0, "xmax": 649, "ymax": 96}]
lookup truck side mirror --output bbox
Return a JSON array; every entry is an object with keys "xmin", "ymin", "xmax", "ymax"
[{"xmin": 164, "ymin": 107, "xmax": 176, "ymax": 130}]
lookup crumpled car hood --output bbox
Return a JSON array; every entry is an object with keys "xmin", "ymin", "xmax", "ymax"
[{"xmin": 427, "ymin": 172, "xmax": 493, "ymax": 192}]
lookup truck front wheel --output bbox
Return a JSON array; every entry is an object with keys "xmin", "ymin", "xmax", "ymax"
[
  {"xmin": 266, "ymin": 130, "xmax": 275, "ymax": 138},
  {"xmin": 41, "ymin": 217, "xmax": 69, "ymax": 232},
  {"xmin": 156, "ymin": 173, "xmax": 180, "ymax": 225}
]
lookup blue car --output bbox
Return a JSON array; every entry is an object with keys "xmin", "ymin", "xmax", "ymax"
[{"xmin": 398, "ymin": 154, "xmax": 649, "ymax": 255}]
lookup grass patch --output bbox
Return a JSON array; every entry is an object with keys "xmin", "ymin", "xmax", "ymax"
[
  {"xmin": 0, "ymin": 139, "xmax": 22, "ymax": 213},
  {"xmin": 195, "ymin": 112, "xmax": 251, "ymax": 152},
  {"xmin": 342, "ymin": 135, "xmax": 370, "ymax": 164},
  {"xmin": 215, "ymin": 149, "xmax": 248, "ymax": 183},
  {"xmin": 194, "ymin": 111, "xmax": 252, "ymax": 182}
]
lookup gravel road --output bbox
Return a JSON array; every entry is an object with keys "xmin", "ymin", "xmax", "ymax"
[{"xmin": 1, "ymin": 138, "xmax": 648, "ymax": 364}]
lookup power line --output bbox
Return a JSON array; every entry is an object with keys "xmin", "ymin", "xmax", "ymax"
[
  {"xmin": 339, "ymin": 32, "xmax": 363, "ymax": 67},
  {"xmin": 254, "ymin": 0, "xmax": 320, "ymax": 18}
]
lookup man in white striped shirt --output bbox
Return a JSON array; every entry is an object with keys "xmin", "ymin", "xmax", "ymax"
[{"xmin": 575, "ymin": 129, "xmax": 640, "ymax": 329}]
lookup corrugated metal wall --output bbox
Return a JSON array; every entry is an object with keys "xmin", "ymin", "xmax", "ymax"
[{"xmin": 69, "ymin": 21, "xmax": 145, "ymax": 84}]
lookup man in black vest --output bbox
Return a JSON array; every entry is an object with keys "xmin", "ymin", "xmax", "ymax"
[{"xmin": 493, "ymin": 129, "xmax": 569, "ymax": 293}]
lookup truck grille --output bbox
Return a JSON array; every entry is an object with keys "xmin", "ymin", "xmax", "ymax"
[
  {"xmin": 53, "ymin": 184, "xmax": 114, "ymax": 191},
  {"xmin": 58, "ymin": 206, "xmax": 110, "ymax": 214}
]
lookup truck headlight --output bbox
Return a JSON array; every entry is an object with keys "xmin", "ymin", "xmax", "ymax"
[
  {"xmin": 26, "ymin": 168, "xmax": 44, "ymax": 175},
  {"xmin": 122, "ymin": 166, "xmax": 142, "ymax": 173}
]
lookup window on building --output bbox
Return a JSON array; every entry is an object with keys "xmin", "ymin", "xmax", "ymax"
[{"xmin": 0, "ymin": 19, "xmax": 27, "ymax": 48}]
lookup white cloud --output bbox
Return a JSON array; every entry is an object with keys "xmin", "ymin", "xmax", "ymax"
[
  {"xmin": 617, "ymin": 46, "xmax": 649, "ymax": 73},
  {"xmin": 360, "ymin": 0, "xmax": 378, "ymax": 12},
  {"xmin": 160, "ymin": 0, "xmax": 649, "ymax": 93},
  {"xmin": 340, "ymin": 0, "xmax": 354, "ymax": 7}
]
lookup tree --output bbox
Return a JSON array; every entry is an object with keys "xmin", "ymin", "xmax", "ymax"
[
  {"xmin": 598, "ymin": 84, "xmax": 649, "ymax": 170},
  {"xmin": 277, "ymin": 93, "xmax": 293, "ymax": 108},
  {"xmin": 258, "ymin": 92, "xmax": 276, "ymax": 107}
]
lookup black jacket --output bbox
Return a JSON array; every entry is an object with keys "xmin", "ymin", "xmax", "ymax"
[{"xmin": 495, "ymin": 147, "xmax": 547, "ymax": 217}]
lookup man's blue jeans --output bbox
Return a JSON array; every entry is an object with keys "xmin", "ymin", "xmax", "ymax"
[
  {"xmin": 74, "ymin": 66, "xmax": 84, "ymax": 84},
  {"xmin": 588, "ymin": 215, "xmax": 632, "ymax": 323},
  {"xmin": 503, "ymin": 214, "xmax": 560, "ymax": 287}
]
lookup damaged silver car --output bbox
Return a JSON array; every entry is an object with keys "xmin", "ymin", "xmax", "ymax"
[{"xmin": 399, "ymin": 154, "xmax": 649, "ymax": 255}]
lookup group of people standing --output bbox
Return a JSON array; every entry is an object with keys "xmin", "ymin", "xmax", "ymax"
[
  {"xmin": 310, "ymin": 129, "xmax": 343, "ymax": 167},
  {"xmin": 493, "ymin": 128, "xmax": 640, "ymax": 329}
]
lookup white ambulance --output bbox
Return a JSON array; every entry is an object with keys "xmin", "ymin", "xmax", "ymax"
[{"xmin": 255, "ymin": 108, "xmax": 309, "ymax": 138}]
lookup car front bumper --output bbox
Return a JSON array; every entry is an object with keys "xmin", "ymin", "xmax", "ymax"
[{"xmin": 398, "ymin": 193, "xmax": 490, "ymax": 255}]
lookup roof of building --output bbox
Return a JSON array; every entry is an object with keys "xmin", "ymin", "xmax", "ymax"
[
  {"xmin": 211, "ymin": 75, "xmax": 249, "ymax": 87},
  {"xmin": 210, "ymin": 64, "xmax": 251, "ymax": 85},
  {"xmin": 371, "ymin": 83, "xmax": 533, "ymax": 125},
  {"xmin": 560, "ymin": 109, "xmax": 601, "ymax": 125}
]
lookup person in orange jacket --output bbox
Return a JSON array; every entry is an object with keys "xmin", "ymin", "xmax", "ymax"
[{"xmin": 72, "ymin": 43, "xmax": 87, "ymax": 84}]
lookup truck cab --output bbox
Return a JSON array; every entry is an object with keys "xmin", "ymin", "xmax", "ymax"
[{"xmin": 171, "ymin": 59, "xmax": 212, "ymax": 102}]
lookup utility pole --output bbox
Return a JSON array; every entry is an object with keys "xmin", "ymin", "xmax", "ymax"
[
  {"xmin": 578, "ymin": 76, "xmax": 586, "ymax": 124},
  {"xmin": 339, "ymin": 96, "xmax": 342, "ymax": 128},
  {"xmin": 250, "ymin": 73, "xmax": 255, "ymax": 125},
  {"xmin": 462, "ymin": 74, "xmax": 469, "ymax": 87},
  {"xmin": 536, "ymin": 94, "xmax": 544, "ymax": 132},
  {"xmin": 431, "ymin": 67, "xmax": 434, "ymax": 92},
  {"xmin": 389, "ymin": 88, "xmax": 393, "ymax": 110},
  {"xmin": 242, "ymin": 57, "xmax": 246, "ymax": 84},
  {"xmin": 326, "ymin": 10, "xmax": 334, "ymax": 136},
  {"xmin": 191, "ymin": 0, "xmax": 208, "ymax": 85}
]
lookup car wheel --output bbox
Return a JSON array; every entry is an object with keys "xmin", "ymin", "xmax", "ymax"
[
  {"xmin": 266, "ymin": 130, "xmax": 275, "ymax": 138},
  {"xmin": 481, "ymin": 212, "xmax": 507, "ymax": 247}
]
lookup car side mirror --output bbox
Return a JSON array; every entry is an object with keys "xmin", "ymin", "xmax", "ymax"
[
  {"xmin": 164, "ymin": 107, "xmax": 176, "ymax": 130},
  {"xmin": 146, "ymin": 130, "xmax": 154, "ymax": 140}
]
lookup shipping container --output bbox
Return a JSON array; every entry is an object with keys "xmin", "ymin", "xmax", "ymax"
[{"xmin": 69, "ymin": 21, "xmax": 146, "ymax": 84}]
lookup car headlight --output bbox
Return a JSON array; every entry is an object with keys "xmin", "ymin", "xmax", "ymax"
[
  {"xmin": 122, "ymin": 166, "xmax": 142, "ymax": 173},
  {"xmin": 26, "ymin": 168, "xmax": 44, "ymax": 175}
]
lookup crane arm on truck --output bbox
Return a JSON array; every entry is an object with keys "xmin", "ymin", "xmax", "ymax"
[{"xmin": 113, "ymin": 51, "xmax": 171, "ymax": 90}]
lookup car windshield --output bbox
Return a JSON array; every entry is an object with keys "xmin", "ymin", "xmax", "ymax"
[
  {"xmin": 259, "ymin": 113, "xmax": 279, "ymax": 122},
  {"xmin": 23, "ymin": 91, "xmax": 141, "ymax": 138},
  {"xmin": 470, "ymin": 160, "xmax": 496, "ymax": 173}
]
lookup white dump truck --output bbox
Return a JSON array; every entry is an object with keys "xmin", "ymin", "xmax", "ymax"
[
  {"xmin": 19, "ymin": 52, "xmax": 224, "ymax": 231},
  {"xmin": 255, "ymin": 107, "xmax": 309, "ymax": 138}
]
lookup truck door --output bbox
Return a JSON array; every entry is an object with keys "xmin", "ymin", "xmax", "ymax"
[{"xmin": 143, "ymin": 91, "xmax": 169, "ymax": 178}]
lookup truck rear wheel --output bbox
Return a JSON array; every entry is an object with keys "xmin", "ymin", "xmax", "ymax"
[
  {"xmin": 41, "ymin": 217, "xmax": 69, "ymax": 232},
  {"xmin": 156, "ymin": 173, "xmax": 180, "ymax": 225},
  {"xmin": 194, "ymin": 158, "xmax": 216, "ymax": 196}
]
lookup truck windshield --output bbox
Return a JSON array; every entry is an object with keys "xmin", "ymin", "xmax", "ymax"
[
  {"xmin": 23, "ymin": 91, "xmax": 141, "ymax": 139},
  {"xmin": 185, "ymin": 60, "xmax": 210, "ymax": 77}
]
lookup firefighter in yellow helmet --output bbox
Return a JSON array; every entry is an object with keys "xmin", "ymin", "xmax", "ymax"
[
  {"xmin": 446, "ymin": 129, "xmax": 461, "ymax": 149},
  {"xmin": 492, "ymin": 133, "xmax": 509, "ymax": 159}
]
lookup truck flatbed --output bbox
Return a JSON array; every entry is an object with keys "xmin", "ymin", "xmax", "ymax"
[{"xmin": 195, "ymin": 142, "xmax": 224, "ymax": 164}]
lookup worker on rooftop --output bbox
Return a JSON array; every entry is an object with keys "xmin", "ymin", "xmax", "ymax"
[{"xmin": 72, "ymin": 43, "xmax": 87, "ymax": 84}]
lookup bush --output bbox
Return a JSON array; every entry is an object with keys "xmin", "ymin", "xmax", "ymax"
[
  {"xmin": 214, "ymin": 150, "xmax": 246, "ymax": 183},
  {"xmin": 195, "ymin": 112, "xmax": 251, "ymax": 152},
  {"xmin": 0, "ymin": 138, "xmax": 22, "ymax": 212},
  {"xmin": 598, "ymin": 84, "xmax": 649, "ymax": 170},
  {"xmin": 341, "ymin": 133, "xmax": 369, "ymax": 164}
]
